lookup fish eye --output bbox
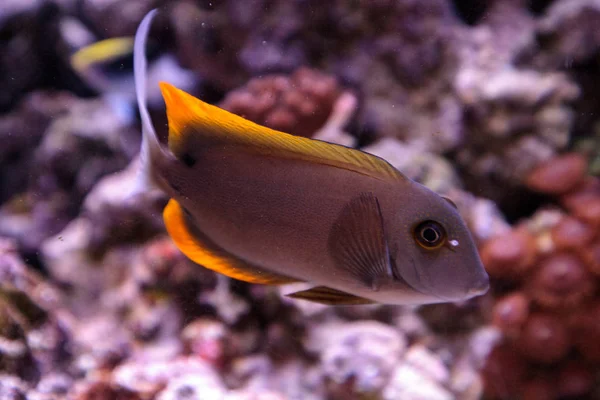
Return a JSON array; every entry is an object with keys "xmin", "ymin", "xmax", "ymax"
[{"xmin": 413, "ymin": 220, "xmax": 446, "ymax": 250}]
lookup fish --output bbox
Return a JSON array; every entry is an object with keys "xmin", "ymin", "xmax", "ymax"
[
  {"xmin": 70, "ymin": 36, "xmax": 137, "ymax": 97},
  {"xmin": 70, "ymin": 34, "xmax": 194, "ymax": 106},
  {"xmin": 70, "ymin": 37, "xmax": 135, "ymax": 75},
  {"xmin": 132, "ymin": 9, "xmax": 490, "ymax": 306}
]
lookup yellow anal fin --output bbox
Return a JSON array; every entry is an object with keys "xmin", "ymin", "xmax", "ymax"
[
  {"xmin": 163, "ymin": 199, "xmax": 298, "ymax": 285},
  {"xmin": 159, "ymin": 82, "xmax": 405, "ymax": 182},
  {"xmin": 287, "ymin": 286, "xmax": 375, "ymax": 305}
]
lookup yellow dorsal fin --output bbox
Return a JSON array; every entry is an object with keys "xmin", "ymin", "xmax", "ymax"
[
  {"xmin": 163, "ymin": 199, "xmax": 298, "ymax": 285},
  {"xmin": 159, "ymin": 82, "xmax": 405, "ymax": 181}
]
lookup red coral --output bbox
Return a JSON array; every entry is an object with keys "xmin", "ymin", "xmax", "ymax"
[
  {"xmin": 517, "ymin": 313, "xmax": 571, "ymax": 364},
  {"xmin": 74, "ymin": 380, "xmax": 141, "ymax": 400},
  {"xmin": 480, "ymin": 227, "xmax": 537, "ymax": 280},
  {"xmin": 550, "ymin": 215, "xmax": 596, "ymax": 251},
  {"xmin": 569, "ymin": 302, "xmax": 600, "ymax": 363},
  {"xmin": 561, "ymin": 178, "xmax": 600, "ymax": 227},
  {"xmin": 525, "ymin": 152, "xmax": 587, "ymax": 195},
  {"xmin": 526, "ymin": 252, "xmax": 595, "ymax": 309},
  {"xmin": 491, "ymin": 291, "xmax": 529, "ymax": 338},
  {"xmin": 581, "ymin": 240, "xmax": 600, "ymax": 276},
  {"xmin": 482, "ymin": 344, "xmax": 527, "ymax": 399},
  {"xmin": 521, "ymin": 378, "xmax": 556, "ymax": 400},
  {"xmin": 483, "ymin": 152, "xmax": 600, "ymax": 399},
  {"xmin": 571, "ymin": 196, "xmax": 600, "ymax": 227},
  {"xmin": 557, "ymin": 360, "xmax": 595, "ymax": 398},
  {"xmin": 220, "ymin": 67, "xmax": 342, "ymax": 138}
]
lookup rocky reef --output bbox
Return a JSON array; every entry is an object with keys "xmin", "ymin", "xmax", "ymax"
[{"xmin": 1, "ymin": 0, "xmax": 600, "ymax": 399}]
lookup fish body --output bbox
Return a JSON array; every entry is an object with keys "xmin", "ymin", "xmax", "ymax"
[{"xmin": 133, "ymin": 10, "xmax": 489, "ymax": 305}]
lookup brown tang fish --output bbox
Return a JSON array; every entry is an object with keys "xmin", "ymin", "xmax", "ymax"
[{"xmin": 132, "ymin": 10, "xmax": 489, "ymax": 306}]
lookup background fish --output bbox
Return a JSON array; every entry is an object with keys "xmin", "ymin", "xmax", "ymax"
[
  {"xmin": 70, "ymin": 33, "xmax": 194, "ymax": 108},
  {"xmin": 133, "ymin": 10, "xmax": 489, "ymax": 306}
]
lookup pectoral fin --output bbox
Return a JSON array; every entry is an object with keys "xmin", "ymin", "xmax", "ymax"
[
  {"xmin": 328, "ymin": 192, "xmax": 392, "ymax": 290},
  {"xmin": 287, "ymin": 286, "xmax": 374, "ymax": 305},
  {"xmin": 163, "ymin": 199, "xmax": 298, "ymax": 285}
]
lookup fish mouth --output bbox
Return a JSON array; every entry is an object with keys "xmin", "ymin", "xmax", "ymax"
[
  {"xmin": 438, "ymin": 275, "xmax": 490, "ymax": 302},
  {"xmin": 406, "ymin": 257, "xmax": 490, "ymax": 303},
  {"xmin": 392, "ymin": 256, "xmax": 482, "ymax": 303},
  {"xmin": 466, "ymin": 274, "xmax": 490, "ymax": 298}
]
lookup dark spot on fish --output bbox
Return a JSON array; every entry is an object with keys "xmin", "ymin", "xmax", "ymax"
[
  {"xmin": 170, "ymin": 181, "xmax": 183, "ymax": 195},
  {"xmin": 389, "ymin": 256, "xmax": 403, "ymax": 282},
  {"xmin": 181, "ymin": 153, "xmax": 196, "ymax": 167},
  {"xmin": 183, "ymin": 206, "xmax": 194, "ymax": 220}
]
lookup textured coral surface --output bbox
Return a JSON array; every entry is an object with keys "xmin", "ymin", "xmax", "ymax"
[
  {"xmin": 1, "ymin": 0, "xmax": 600, "ymax": 399},
  {"xmin": 481, "ymin": 153, "xmax": 600, "ymax": 400}
]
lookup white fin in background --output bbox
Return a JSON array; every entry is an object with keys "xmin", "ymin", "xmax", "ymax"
[{"xmin": 130, "ymin": 8, "xmax": 163, "ymax": 197}]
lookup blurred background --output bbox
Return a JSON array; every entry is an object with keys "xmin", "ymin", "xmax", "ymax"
[{"xmin": 1, "ymin": 0, "xmax": 600, "ymax": 399}]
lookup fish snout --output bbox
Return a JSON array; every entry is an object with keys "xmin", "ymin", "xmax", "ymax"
[{"xmin": 467, "ymin": 273, "xmax": 490, "ymax": 298}]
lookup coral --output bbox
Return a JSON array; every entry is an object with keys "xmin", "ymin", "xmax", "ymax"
[
  {"xmin": 166, "ymin": 0, "xmax": 583, "ymax": 201},
  {"xmin": 491, "ymin": 292, "xmax": 529, "ymax": 338},
  {"xmin": 570, "ymin": 301, "xmax": 600, "ymax": 363},
  {"xmin": 0, "ymin": 92, "xmax": 72, "ymax": 204},
  {"xmin": 480, "ymin": 152, "xmax": 600, "ymax": 399},
  {"xmin": 220, "ymin": 67, "xmax": 343, "ymax": 138},
  {"xmin": 529, "ymin": 0, "xmax": 600, "ymax": 69},
  {"xmin": 306, "ymin": 321, "xmax": 407, "ymax": 395},
  {"xmin": 556, "ymin": 360, "xmax": 595, "ymax": 398},
  {"xmin": 6, "ymin": 1, "xmax": 600, "ymax": 399},
  {"xmin": 521, "ymin": 1, "xmax": 600, "ymax": 163},
  {"xmin": 561, "ymin": 177, "xmax": 600, "ymax": 226},
  {"xmin": 181, "ymin": 318, "xmax": 228, "ymax": 366},
  {"xmin": 0, "ymin": 162, "xmax": 495, "ymax": 400},
  {"xmin": 0, "ymin": 92, "xmax": 138, "ymax": 258},
  {"xmin": 516, "ymin": 313, "xmax": 570, "ymax": 364},
  {"xmin": 3, "ymin": 0, "xmax": 594, "ymax": 207},
  {"xmin": 550, "ymin": 214, "xmax": 596, "ymax": 251},
  {"xmin": 437, "ymin": 2, "xmax": 583, "ymax": 208},
  {"xmin": 336, "ymin": 0, "xmax": 465, "ymax": 153},
  {"xmin": 0, "ymin": 238, "xmax": 70, "ymax": 384},
  {"xmin": 311, "ymin": 92, "xmax": 358, "ymax": 147},
  {"xmin": 0, "ymin": 374, "xmax": 30, "ymax": 400},
  {"xmin": 167, "ymin": 1, "xmax": 249, "ymax": 90},
  {"xmin": 482, "ymin": 343, "xmax": 528, "ymax": 400},
  {"xmin": 77, "ymin": 0, "xmax": 159, "ymax": 37},
  {"xmin": 479, "ymin": 228, "xmax": 537, "ymax": 279},
  {"xmin": 162, "ymin": 0, "xmax": 579, "ymax": 163},
  {"xmin": 11, "ymin": 161, "xmax": 484, "ymax": 399},
  {"xmin": 525, "ymin": 152, "xmax": 588, "ymax": 194},
  {"xmin": 0, "ymin": 3, "xmax": 52, "ymax": 112},
  {"xmin": 526, "ymin": 252, "xmax": 595, "ymax": 309},
  {"xmin": 382, "ymin": 346, "xmax": 453, "ymax": 400},
  {"xmin": 363, "ymin": 138, "xmax": 462, "ymax": 194}
]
